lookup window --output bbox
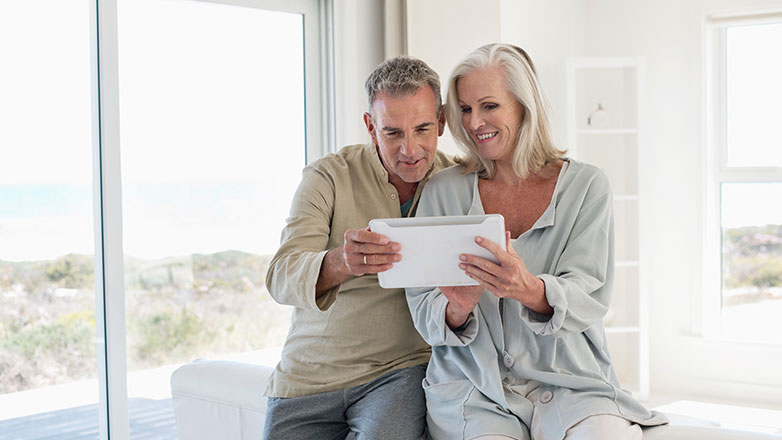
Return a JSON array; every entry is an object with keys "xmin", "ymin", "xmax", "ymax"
[
  {"xmin": 117, "ymin": 0, "xmax": 307, "ymax": 426},
  {"xmin": 0, "ymin": 0, "xmax": 100, "ymax": 436},
  {"xmin": 0, "ymin": 0, "xmax": 332, "ymax": 438},
  {"xmin": 705, "ymin": 15, "xmax": 782, "ymax": 344}
]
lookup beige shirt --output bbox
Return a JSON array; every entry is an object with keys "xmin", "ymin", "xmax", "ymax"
[{"xmin": 264, "ymin": 143, "xmax": 455, "ymax": 398}]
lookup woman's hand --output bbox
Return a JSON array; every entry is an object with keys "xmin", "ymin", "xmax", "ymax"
[
  {"xmin": 459, "ymin": 232, "xmax": 553, "ymax": 316},
  {"xmin": 440, "ymin": 285, "xmax": 484, "ymax": 329}
]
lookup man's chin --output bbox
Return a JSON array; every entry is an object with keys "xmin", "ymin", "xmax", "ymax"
[{"xmin": 394, "ymin": 168, "xmax": 429, "ymax": 184}]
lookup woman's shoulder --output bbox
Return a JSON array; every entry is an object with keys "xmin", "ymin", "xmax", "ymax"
[
  {"xmin": 418, "ymin": 164, "xmax": 475, "ymax": 216},
  {"xmin": 563, "ymin": 158, "xmax": 611, "ymax": 194},
  {"xmin": 428, "ymin": 164, "xmax": 473, "ymax": 188}
]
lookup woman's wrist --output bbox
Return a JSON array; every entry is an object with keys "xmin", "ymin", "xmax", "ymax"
[
  {"xmin": 514, "ymin": 275, "xmax": 553, "ymax": 316},
  {"xmin": 445, "ymin": 302, "xmax": 471, "ymax": 329}
]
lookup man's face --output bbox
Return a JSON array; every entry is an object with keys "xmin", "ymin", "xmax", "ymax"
[{"xmin": 363, "ymin": 87, "xmax": 444, "ymax": 186}]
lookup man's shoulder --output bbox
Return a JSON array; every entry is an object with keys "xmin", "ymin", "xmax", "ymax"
[
  {"xmin": 310, "ymin": 144, "xmax": 368, "ymax": 167},
  {"xmin": 305, "ymin": 144, "xmax": 374, "ymax": 179}
]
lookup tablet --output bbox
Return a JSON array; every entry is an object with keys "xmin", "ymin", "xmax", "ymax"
[{"xmin": 368, "ymin": 214, "xmax": 506, "ymax": 288}]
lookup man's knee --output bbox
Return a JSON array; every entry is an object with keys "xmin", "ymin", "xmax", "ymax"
[
  {"xmin": 348, "ymin": 365, "xmax": 428, "ymax": 440},
  {"xmin": 264, "ymin": 394, "xmax": 349, "ymax": 440}
]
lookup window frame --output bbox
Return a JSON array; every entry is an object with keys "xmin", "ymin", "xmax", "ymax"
[
  {"xmin": 91, "ymin": 0, "xmax": 333, "ymax": 438},
  {"xmin": 702, "ymin": 11, "xmax": 782, "ymax": 342}
]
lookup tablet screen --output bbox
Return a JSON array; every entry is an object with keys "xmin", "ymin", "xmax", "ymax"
[{"xmin": 368, "ymin": 214, "xmax": 506, "ymax": 288}]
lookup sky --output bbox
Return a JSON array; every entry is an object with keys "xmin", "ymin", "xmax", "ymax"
[
  {"xmin": 1, "ymin": 0, "xmax": 304, "ymax": 261},
  {"xmin": 0, "ymin": 2, "xmax": 780, "ymax": 261}
]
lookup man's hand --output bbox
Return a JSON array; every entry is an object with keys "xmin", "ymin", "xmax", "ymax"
[
  {"xmin": 340, "ymin": 227, "xmax": 401, "ymax": 276},
  {"xmin": 316, "ymin": 227, "xmax": 400, "ymax": 295}
]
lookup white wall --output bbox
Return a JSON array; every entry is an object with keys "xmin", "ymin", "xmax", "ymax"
[
  {"xmin": 400, "ymin": 0, "xmax": 782, "ymax": 407},
  {"xmin": 333, "ymin": 0, "xmax": 384, "ymax": 148}
]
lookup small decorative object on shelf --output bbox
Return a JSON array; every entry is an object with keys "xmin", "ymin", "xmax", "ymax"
[{"xmin": 587, "ymin": 103, "xmax": 610, "ymax": 128}]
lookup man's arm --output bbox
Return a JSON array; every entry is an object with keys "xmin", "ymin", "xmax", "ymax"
[{"xmin": 266, "ymin": 164, "xmax": 401, "ymax": 311}]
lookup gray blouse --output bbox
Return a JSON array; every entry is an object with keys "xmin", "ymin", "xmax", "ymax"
[{"xmin": 406, "ymin": 160, "xmax": 667, "ymax": 439}]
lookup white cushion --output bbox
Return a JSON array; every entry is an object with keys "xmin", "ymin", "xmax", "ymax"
[
  {"xmin": 170, "ymin": 359, "xmax": 782, "ymax": 440},
  {"xmin": 171, "ymin": 359, "xmax": 271, "ymax": 440}
]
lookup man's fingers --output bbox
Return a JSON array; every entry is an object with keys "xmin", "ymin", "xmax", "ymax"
[
  {"xmin": 352, "ymin": 242, "xmax": 401, "ymax": 255},
  {"xmin": 360, "ymin": 253, "xmax": 401, "ymax": 266},
  {"xmin": 345, "ymin": 228, "xmax": 390, "ymax": 245},
  {"xmin": 361, "ymin": 263, "xmax": 394, "ymax": 274}
]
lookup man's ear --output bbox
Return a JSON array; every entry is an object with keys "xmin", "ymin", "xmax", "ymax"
[
  {"xmin": 363, "ymin": 112, "xmax": 378, "ymax": 145},
  {"xmin": 437, "ymin": 110, "xmax": 446, "ymax": 136}
]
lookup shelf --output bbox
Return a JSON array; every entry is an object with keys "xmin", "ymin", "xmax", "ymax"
[
  {"xmin": 605, "ymin": 326, "xmax": 641, "ymax": 334},
  {"xmin": 568, "ymin": 56, "xmax": 647, "ymax": 396},
  {"xmin": 576, "ymin": 128, "xmax": 638, "ymax": 135}
]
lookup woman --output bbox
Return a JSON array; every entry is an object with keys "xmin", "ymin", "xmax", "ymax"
[{"xmin": 406, "ymin": 43, "xmax": 667, "ymax": 440}]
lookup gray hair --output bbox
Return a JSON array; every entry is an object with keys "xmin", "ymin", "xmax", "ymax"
[
  {"xmin": 446, "ymin": 43, "xmax": 566, "ymax": 179},
  {"xmin": 364, "ymin": 56, "xmax": 442, "ymax": 119}
]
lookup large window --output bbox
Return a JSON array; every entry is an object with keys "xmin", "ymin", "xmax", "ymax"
[
  {"xmin": 0, "ymin": 0, "xmax": 331, "ymax": 438},
  {"xmin": 117, "ymin": 0, "xmax": 304, "ymax": 422},
  {"xmin": 0, "ymin": 0, "xmax": 100, "ymax": 436},
  {"xmin": 706, "ymin": 17, "xmax": 782, "ymax": 344}
]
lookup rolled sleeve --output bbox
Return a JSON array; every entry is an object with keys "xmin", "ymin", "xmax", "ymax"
[
  {"xmin": 406, "ymin": 286, "xmax": 479, "ymax": 346},
  {"xmin": 265, "ymin": 166, "xmax": 338, "ymax": 312},
  {"xmin": 519, "ymin": 192, "xmax": 613, "ymax": 336}
]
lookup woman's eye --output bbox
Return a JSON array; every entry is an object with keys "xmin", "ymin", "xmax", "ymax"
[
  {"xmin": 485, "ymin": 103, "xmax": 498, "ymax": 110},
  {"xmin": 461, "ymin": 106, "xmax": 472, "ymax": 114}
]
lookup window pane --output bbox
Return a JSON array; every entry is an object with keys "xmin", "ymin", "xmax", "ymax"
[
  {"xmin": 0, "ymin": 1, "xmax": 99, "ymax": 438},
  {"xmin": 117, "ymin": 0, "xmax": 300, "ymax": 435},
  {"xmin": 725, "ymin": 23, "xmax": 782, "ymax": 167},
  {"xmin": 721, "ymin": 183, "xmax": 782, "ymax": 344}
]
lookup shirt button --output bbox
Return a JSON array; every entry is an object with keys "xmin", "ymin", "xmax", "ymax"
[
  {"xmin": 502, "ymin": 352, "xmax": 514, "ymax": 368},
  {"xmin": 540, "ymin": 390, "xmax": 553, "ymax": 404},
  {"xmin": 390, "ymin": 194, "xmax": 397, "ymax": 200}
]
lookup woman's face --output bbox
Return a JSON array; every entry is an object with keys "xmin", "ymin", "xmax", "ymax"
[{"xmin": 456, "ymin": 65, "xmax": 524, "ymax": 163}]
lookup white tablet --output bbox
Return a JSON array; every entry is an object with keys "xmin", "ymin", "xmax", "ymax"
[{"xmin": 368, "ymin": 214, "xmax": 506, "ymax": 288}]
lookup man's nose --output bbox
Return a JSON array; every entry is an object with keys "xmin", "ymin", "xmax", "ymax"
[{"xmin": 399, "ymin": 135, "xmax": 419, "ymax": 156}]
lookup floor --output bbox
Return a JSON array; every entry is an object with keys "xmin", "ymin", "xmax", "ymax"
[{"xmin": 0, "ymin": 398, "xmax": 176, "ymax": 440}]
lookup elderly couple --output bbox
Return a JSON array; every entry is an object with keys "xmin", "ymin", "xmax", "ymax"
[{"xmin": 262, "ymin": 44, "xmax": 667, "ymax": 440}]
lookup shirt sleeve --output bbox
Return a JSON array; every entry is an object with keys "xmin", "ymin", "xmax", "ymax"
[
  {"xmin": 405, "ymin": 173, "xmax": 479, "ymax": 346},
  {"xmin": 265, "ymin": 164, "xmax": 340, "ymax": 312},
  {"xmin": 521, "ymin": 187, "xmax": 613, "ymax": 336},
  {"xmin": 406, "ymin": 285, "xmax": 479, "ymax": 346}
]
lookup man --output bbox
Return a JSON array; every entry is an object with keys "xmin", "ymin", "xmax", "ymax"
[{"xmin": 263, "ymin": 57, "xmax": 454, "ymax": 439}]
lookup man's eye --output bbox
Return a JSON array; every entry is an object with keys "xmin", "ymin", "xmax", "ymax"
[{"xmin": 416, "ymin": 127, "xmax": 430, "ymax": 133}]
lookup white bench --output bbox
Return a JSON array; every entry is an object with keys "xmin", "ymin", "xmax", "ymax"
[{"xmin": 170, "ymin": 359, "xmax": 782, "ymax": 440}]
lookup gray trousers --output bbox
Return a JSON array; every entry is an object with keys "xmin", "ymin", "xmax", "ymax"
[{"xmin": 263, "ymin": 363, "xmax": 428, "ymax": 440}]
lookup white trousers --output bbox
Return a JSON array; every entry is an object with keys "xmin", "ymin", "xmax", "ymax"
[
  {"xmin": 473, "ymin": 414, "xmax": 642, "ymax": 440},
  {"xmin": 473, "ymin": 386, "xmax": 643, "ymax": 440}
]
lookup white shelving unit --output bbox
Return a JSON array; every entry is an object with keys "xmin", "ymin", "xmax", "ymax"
[{"xmin": 566, "ymin": 57, "xmax": 648, "ymax": 397}]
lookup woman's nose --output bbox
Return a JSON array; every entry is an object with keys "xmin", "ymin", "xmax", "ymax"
[{"xmin": 468, "ymin": 113, "xmax": 485, "ymax": 131}]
